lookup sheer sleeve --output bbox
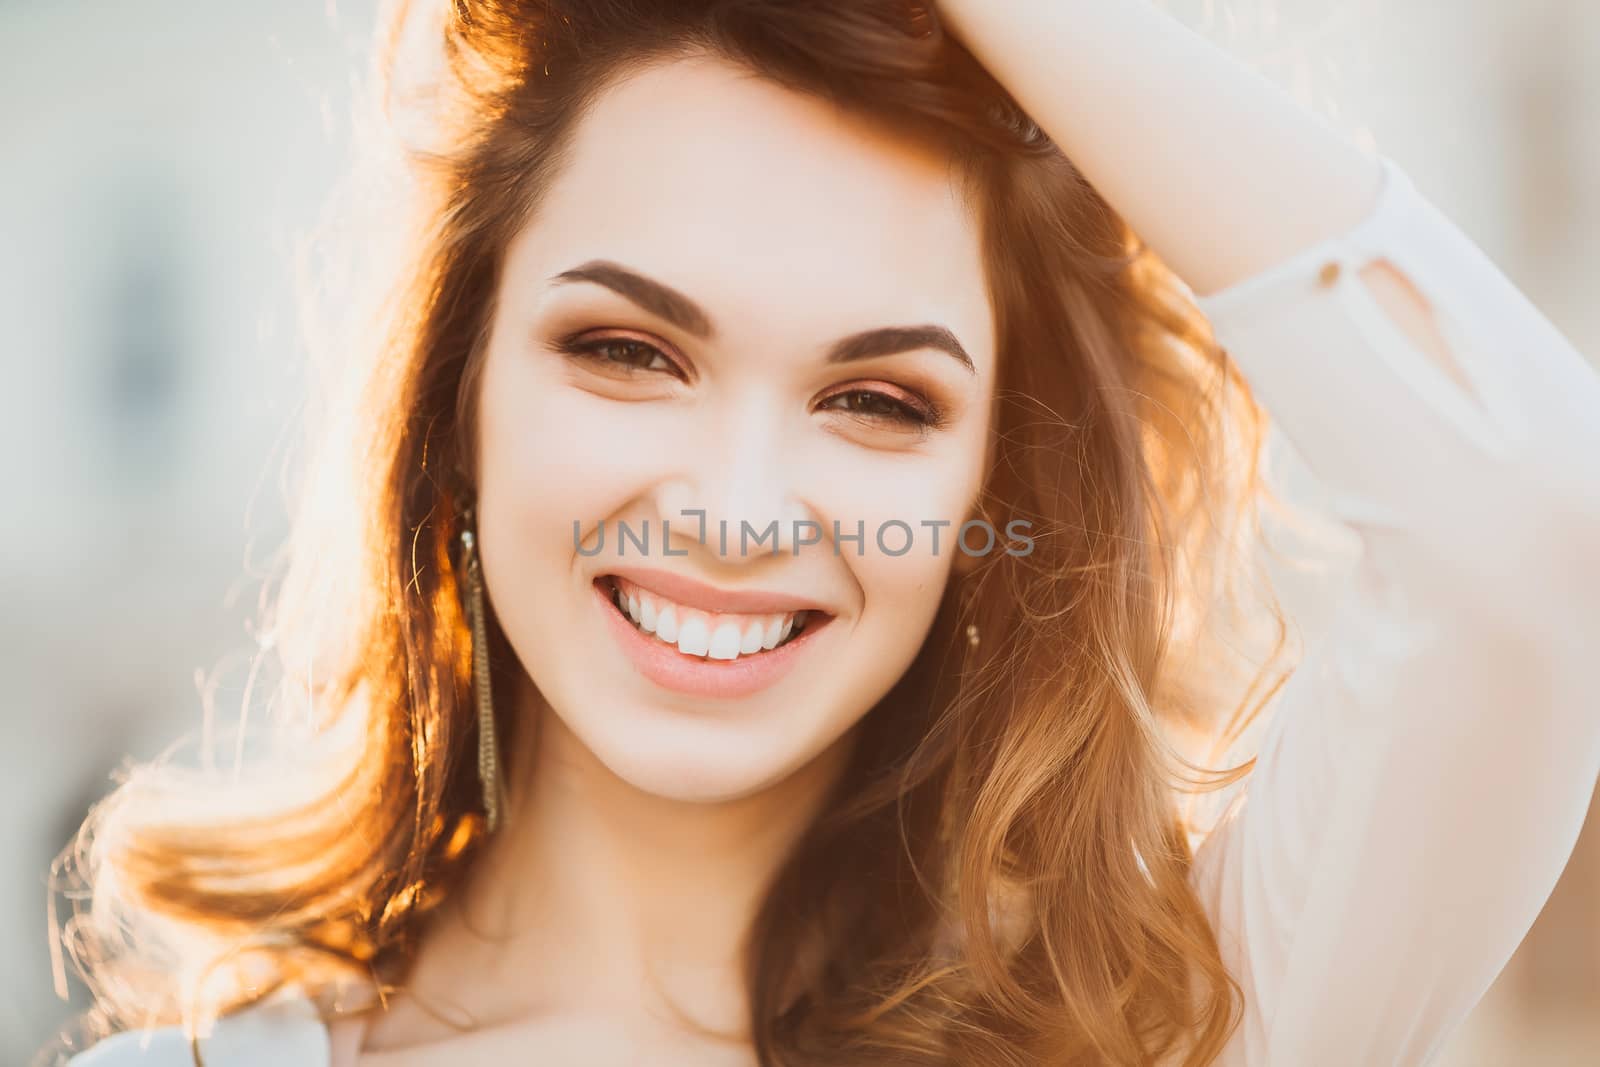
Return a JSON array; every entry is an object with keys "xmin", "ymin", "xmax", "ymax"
[
  {"xmin": 1187, "ymin": 156, "xmax": 1600, "ymax": 1066},
  {"xmin": 61, "ymin": 996, "xmax": 330, "ymax": 1066}
]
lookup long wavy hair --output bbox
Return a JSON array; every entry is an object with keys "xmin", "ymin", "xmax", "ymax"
[{"xmin": 47, "ymin": 2, "xmax": 1299, "ymax": 1063}]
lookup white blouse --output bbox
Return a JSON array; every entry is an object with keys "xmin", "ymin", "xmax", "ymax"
[
  {"xmin": 1190, "ymin": 154, "xmax": 1600, "ymax": 1066},
  {"xmin": 62, "ymin": 156, "xmax": 1600, "ymax": 1066}
]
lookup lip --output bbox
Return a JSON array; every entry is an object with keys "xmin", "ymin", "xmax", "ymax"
[
  {"xmin": 598, "ymin": 565, "xmax": 831, "ymax": 616},
  {"xmin": 592, "ymin": 577, "xmax": 834, "ymax": 699}
]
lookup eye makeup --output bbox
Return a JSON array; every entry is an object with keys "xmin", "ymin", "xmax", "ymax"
[
  {"xmin": 553, "ymin": 332, "xmax": 689, "ymax": 380},
  {"xmin": 543, "ymin": 319, "xmax": 959, "ymax": 437},
  {"xmin": 815, "ymin": 381, "xmax": 949, "ymax": 432}
]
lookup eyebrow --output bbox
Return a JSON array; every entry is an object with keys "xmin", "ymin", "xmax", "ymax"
[{"xmin": 548, "ymin": 259, "xmax": 976, "ymax": 374}]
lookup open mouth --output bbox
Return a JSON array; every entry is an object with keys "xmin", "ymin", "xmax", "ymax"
[{"xmin": 595, "ymin": 574, "xmax": 825, "ymax": 662}]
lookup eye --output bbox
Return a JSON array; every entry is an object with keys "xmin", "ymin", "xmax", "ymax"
[
  {"xmin": 555, "ymin": 334, "xmax": 683, "ymax": 378},
  {"xmin": 816, "ymin": 386, "xmax": 943, "ymax": 431}
]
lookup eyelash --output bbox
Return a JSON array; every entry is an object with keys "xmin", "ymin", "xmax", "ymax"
[
  {"xmin": 556, "ymin": 336, "xmax": 680, "ymax": 376},
  {"xmin": 815, "ymin": 385, "xmax": 943, "ymax": 431},
  {"xmin": 555, "ymin": 335, "xmax": 947, "ymax": 431}
]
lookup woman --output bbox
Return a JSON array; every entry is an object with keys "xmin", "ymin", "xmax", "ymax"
[{"xmin": 48, "ymin": 1, "xmax": 1600, "ymax": 1064}]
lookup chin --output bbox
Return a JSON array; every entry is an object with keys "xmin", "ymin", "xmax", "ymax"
[{"xmin": 562, "ymin": 700, "xmax": 844, "ymax": 805}]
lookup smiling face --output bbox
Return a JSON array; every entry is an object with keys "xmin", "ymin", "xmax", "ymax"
[{"xmin": 473, "ymin": 54, "xmax": 997, "ymax": 803}]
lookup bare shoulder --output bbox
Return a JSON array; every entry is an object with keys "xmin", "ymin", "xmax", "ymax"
[{"xmin": 64, "ymin": 997, "xmax": 330, "ymax": 1066}]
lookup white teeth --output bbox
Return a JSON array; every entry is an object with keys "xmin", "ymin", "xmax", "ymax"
[
  {"xmin": 655, "ymin": 605, "xmax": 680, "ymax": 643},
  {"xmin": 707, "ymin": 621, "xmax": 743, "ymax": 660},
  {"xmin": 761, "ymin": 616, "xmax": 783, "ymax": 650},
  {"xmin": 607, "ymin": 577, "xmax": 820, "ymax": 661},
  {"xmin": 676, "ymin": 616, "xmax": 710, "ymax": 657},
  {"xmin": 740, "ymin": 620, "xmax": 765, "ymax": 655}
]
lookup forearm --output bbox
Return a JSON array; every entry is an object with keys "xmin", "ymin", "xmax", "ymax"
[{"xmin": 938, "ymin": 0, "xmax": 1384, "ymax": 296}]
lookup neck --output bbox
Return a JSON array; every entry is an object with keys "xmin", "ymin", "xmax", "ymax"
[{"xmin": 414, "ymin": 672, "xmax": 851, "ymax": 1039}]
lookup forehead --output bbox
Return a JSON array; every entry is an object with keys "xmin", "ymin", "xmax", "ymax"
[{"xmin": 506, "ymin": 54, "xmax": 994, "ymax": 365}]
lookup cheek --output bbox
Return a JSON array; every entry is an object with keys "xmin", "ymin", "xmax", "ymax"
[
  {"xmin": 807, "ymin": 425, "xmax": 990, "ymax": 568},
  {"xmin": 475, "ymin": 344, "xmax": 652, "ymax": 552},
  {"xmin": 850, "ymin": 547, "xmax": 957, "ymax": 692},
  {"xmin": 809, "ymin": 438, "xmax": 987, "ymax": 663}
]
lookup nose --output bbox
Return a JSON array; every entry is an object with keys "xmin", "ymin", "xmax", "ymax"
[{"xmin": 653, "ymin": 405, "xmax": 813, "ymax": 561}]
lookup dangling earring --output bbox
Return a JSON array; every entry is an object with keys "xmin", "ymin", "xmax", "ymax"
[
  {"xmin": 959, "ymin": 574, "xmax": 981, "ymax": 651},
  {"xmin": 458, "ymin": 512, "xmax": 505, "ymax": 832}
]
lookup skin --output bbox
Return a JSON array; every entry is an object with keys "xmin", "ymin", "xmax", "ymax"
[
  {"xmin": 938, "ymin": 0, "xmax": 1457, "ymax": 376},
  {"xmin": 349, "ymin": 54, "xmax": 998, "ymax": 1064},
  {"xmin": 331, "ymin": 4, "xmax": 1504, "ymax": 1064}
]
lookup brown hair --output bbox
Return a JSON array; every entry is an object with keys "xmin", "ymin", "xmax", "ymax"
[{"xmin": 47, "ymin": 2, "xmax": 1294, "ymax": 1063}]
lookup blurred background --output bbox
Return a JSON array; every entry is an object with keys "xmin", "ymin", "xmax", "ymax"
[{"xmin": 2, "ymin": 1, "xmax": 1595, "ymax": 1062}]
